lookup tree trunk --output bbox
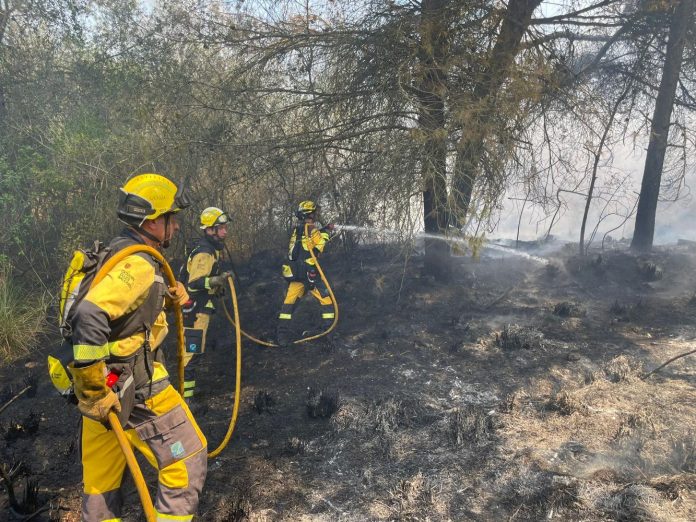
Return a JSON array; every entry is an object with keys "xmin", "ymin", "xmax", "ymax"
[
  {"xmin": 580, "ymin": 88, "xmax": 628, "ymax": 255},
  {"xmin": 417, "ymin": 0, "xmax": 451, "ymax": 279},
  {"xmin": 631, "ymin": 0, "xmax": 695, "ymax": 252},
  {"xmin": 450, "ymin": 0, "xmax": 542, "ymax": 225}
]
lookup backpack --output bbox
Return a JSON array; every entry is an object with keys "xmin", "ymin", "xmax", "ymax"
[
  {"xmin": 177, "ymin": 242, "xmax": 202, "ymax": 290},
  {"xmin": 49, "ymin": 241, "xmax": 114, "ymax": 397},
  {"xmin": 58, "ymin": 241, "xmax": 114, "ymax": 340}
]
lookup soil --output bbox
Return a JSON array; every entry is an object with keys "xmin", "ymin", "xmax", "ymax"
[{"xmin": 3, "ymin": 241, "xmax": 696, "ymax": 521}]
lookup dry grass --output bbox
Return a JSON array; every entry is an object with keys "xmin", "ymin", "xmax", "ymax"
[
  {"xmin": 332, "ymin": 397, "xmax": 435, "ymax": 435},
  {"xmin": 388, "ymin": 472, "xmax": 444, "ymax": 520},
  {"xmin": 603, "ymin": 354, "xmax": 644, "ymax": 383},
  {"xmin": 594, "ymin": 484, "xmax": 668, "ymax": 521},
  {"xmin": 494, "ymin": 466, "xmax": 578, "ymax": 519},
  {"xmin": 0, "ymin": 260, "xmax": 47, "ymax": 365},
  {"xmin": 447, "ymin": 405, "xmax": 495, "ymax": 447},
  {"xmin": 546, "ymin": 389, "xmax": 588, "ymax": 416}
]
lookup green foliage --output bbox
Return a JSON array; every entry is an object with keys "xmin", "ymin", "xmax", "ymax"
[{"xmin": 0, "ymin": 258, "xmax": 48, "ymax": 365}]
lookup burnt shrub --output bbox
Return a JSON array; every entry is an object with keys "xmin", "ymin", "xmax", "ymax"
[
  {"xmin": 639, "ymin": 261, "xmax": 663, "ymax": 282},
  {"xmin": 282, "ymin": 437, "xmax": 307, "ymax": 457},
  {"xmin": 496, "ymin": 324, "xmax": 545, "ymax": 351},
  {"xmin": 553, "ymin": 301, "xmax": 585, "ymax": 318},
  {"xmin": 3, "ymin": 411, "xmax": 40, "ymax": 442},
  {"xmin": 211, "ymin": 482, "xmax": 252, "ymax": 522},
  {"xmin": 306, "ymin": 388, "xmax": 340, "ymax": 419},
  {"xmin": 253, "ymin": 390, "xmax": 276, "ymax": 414}
]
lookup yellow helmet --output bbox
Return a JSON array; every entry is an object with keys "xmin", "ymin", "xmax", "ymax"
[
  {"xmin": 117, "ymin": 173, "xmax": 190, "ymax": 226},
  {"xmin": 200, "ymin": 207, "xmax": 229, "ymax": 229},
  {"xmin": 296, "ymin": 200, "xmax": 318, "ymax": 219}
]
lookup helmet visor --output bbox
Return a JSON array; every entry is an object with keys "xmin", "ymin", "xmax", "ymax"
[{"xmin": 173, "ymin": 185, "xmax": 191, "ymax": 211}]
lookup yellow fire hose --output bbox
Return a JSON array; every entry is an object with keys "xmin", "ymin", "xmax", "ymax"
[
  {"xmin": 222, "ymin": 223, "xmax": 339, "ymax": 347},
  {"xmin": 89, "ymin": 244, "xmax": 244, "ymax": 520}
]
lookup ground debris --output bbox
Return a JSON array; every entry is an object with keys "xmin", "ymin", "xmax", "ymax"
[
  {"xmin": 546, "ymin": 389, "xmax": 588, "ymax": 416},
  {"xmin": 602, "ymin": 355, "xmax": 644, "ymax": 383},
  {"xmin": 495, "ymin": 324, "xmax": 546, "ymax": 351},
  {"xmin": 594, "ymin": 484, "xmax": 669, "ymax": 522},
  {"xmin": 494, "ymin": 465, "xmax": 578, "ymax": 519}
]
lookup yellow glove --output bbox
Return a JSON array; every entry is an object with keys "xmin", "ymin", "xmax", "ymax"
[
  {"xmin": 68, "ymin": 361, "xmax": 121, "ymax": 423},
  {"xmin": 168, "ymin": 281, "xmax": 189, "ymax": 306}
]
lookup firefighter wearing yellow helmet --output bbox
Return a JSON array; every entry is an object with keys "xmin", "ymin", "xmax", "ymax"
[
  {"xmin": 276, "ymin": 200, "xmax": 336, "ymax": 346},
  {"xmin": 179, "ymin": 206, "xmax": 232, "ymax": 403},
  {"xmin": 68, "ymin": 173, "xmax": 207, "ymax": 521}
]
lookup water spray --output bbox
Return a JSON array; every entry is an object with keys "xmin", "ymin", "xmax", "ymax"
[{"xmin": 334, "ymin": 224, "xmax": 549, "ymax": 265}]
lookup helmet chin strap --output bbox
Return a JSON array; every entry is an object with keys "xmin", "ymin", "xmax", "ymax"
[
  {"xmin": 135, "ymin": 226, "xmax": 165, "ymax": 248},
  {"xmin": 161, "ymin": 214, "xmax": 173, "ymax": 249},
  {"xmin": 135, "ymin": 214, "xmax": 172, "ymax": 249}
]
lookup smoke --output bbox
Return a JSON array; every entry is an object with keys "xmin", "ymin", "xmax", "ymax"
[
  {"xmin": 335, "ymin": 225, "xmax": 549, "ymax": 264},
  {"xmin": 496, "ymin": 143, "xmax": 696, "ymax": 246}
]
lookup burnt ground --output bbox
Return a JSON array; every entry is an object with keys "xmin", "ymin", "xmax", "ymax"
[{"xmin": 3, "ymin": 241, "xmax": 696, "ymax": 521}]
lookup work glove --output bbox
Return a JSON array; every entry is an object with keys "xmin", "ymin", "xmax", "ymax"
[
  {"xmin": 322, "ymin": 223, "xmax": 336, "ymax": 232},
  {"xmin": 167, "ymin": 281, "xmax": 189, "ymax": 307},
  {"xmin": 208, "ymin": 271, "xmax": 233, "ymax": 289},
  {"xmin": 68, "ymin": 361, "xmax": 121, "ymax": 423}
]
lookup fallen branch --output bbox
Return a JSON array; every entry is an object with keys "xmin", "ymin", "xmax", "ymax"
[
  {"xmin": 643, "ymin": 347, "xmax": 696, "ymax": 379},
  {"xmin": 484, "ymin": 286, "xmax": 514, "ymax": 310},
  {"xmin": 0, "ymin": 386, "xmax": 32, "ymax": 416}
]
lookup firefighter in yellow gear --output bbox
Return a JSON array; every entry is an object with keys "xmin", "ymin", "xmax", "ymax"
[
  {"xmin": 180, "ymin": 207, "xmax": 232, "ymax": 402},
  {"xmin": 68, "ymin": 173, "xmax": 207, "ymax": 521},
  {"xmin": 276, "ymin": 200, "xmax": 335, "ymax": 346}
]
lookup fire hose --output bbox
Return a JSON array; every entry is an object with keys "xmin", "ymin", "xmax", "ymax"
[
  {"xmin": 89, "ymin": 244, "xmax": 243, "ymax": 521},
  {"xmin": 221, "ymin": 223, "xmax": 339, "ymax": 347}
]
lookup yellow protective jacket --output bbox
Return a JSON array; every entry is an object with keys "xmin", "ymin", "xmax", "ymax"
[
  {"xmin": 287, "ymin": 223, "xmax": 330, "ymax": 268},
  {"xmin": 70, "ymin": 231, "xmax": 171, "ymax": 398},
  {"xmin": 184, "ymin": 235, "xmax": 222, "ymax": 315}
]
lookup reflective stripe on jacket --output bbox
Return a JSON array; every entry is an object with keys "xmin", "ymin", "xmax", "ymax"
[
  {"xmin": 287, "ymin": 223, "xmax": 330, "ymax": 268},
  {"xmin": 70, "ymin": 231, "xmax": 169, "ymax": 396}
]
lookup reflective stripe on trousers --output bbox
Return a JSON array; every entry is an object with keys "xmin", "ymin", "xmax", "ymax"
[
  {"xmin": 80, "ymin": 385, "xmax": 207, "ymax": 521},
  {"xmin": 181, "ymin": 313, "xmax": 210, "ymax": 399},
  {"xmin": 277, "ymin": 280, "xmax": 334, "ymax": 339}
]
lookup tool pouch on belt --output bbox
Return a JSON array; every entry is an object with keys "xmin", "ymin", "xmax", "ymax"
[
  {"xmin": 184, "ymin": 328, "xmax": 204, "ymax": 354},
  {"xmin": 107, "ymin": 358, "xmax": 137, "ymax": 428},
  {"xmin": 108, "ymin": 344, "xmax": 162, "ymax": 427}
]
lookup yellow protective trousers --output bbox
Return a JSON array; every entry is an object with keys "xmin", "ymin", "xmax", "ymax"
[
  {"xmin": 181, "ymin": 312, "xmax": 211, "ymax": 399},
  {"xmin": 277, "ymin": 280, "xmax": 334, "ymax": 344},
  {"xmin": 80, "ymin": 385, "xmax": 207, "ymax": 521}
]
